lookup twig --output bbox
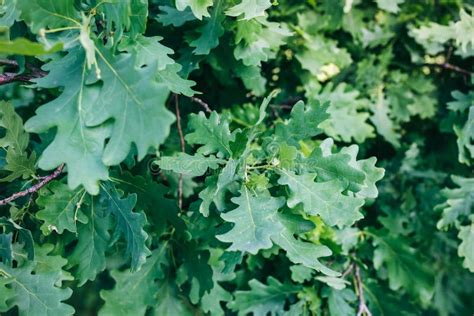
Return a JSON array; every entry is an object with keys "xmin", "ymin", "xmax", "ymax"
[
  {"xmin": 0, "ymin": 60, "xmax": 47, "ymax": 86},
  {"xmin": 0, "ymin": 59, "xmax": 19, "ymax": 67},
  {"xmin": 174, "ymin": 94, "xmax": 185, "ymax": 210},
  {"xmin": 0, "ymin": 164, "xmax": 64, "ymax": 206},
  {"xmin": 341, "ymin": 263, "xmax": 354, "ymax": 278},
  {"xmin": 424, "ymin": 62, "xmax": 472, "ymax": 76},
  {"xmin": 355, "ymin": 265, "xmax": 372, "ymax": 316},
  {"xmin": 190, "ymin": 96, "xmax": 212, "ymax": 113}
]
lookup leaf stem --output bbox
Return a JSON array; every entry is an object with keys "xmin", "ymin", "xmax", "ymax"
[{"xmin": 174, "ymin": 94, "xmax": 185, "ymax": 210}]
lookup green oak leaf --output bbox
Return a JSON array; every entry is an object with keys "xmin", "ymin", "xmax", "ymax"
[
  {"xmin": 156, "ymin": 5, "xmax": 196, "ymax": 27},
  {"xmin": 185, "ymin": 111, "xmax": 235, "ymax": 158},
  {"xmin": 176, "ymin": 0, "xmax": 213, "ymax": 20},
  {"xmin": 0, "ymin": 233, "xmax": 13, "ymax": 266},
  {"xmin": 84, "ymin": 45, "xmax": 175, "ymax": 166},
  {"xmin": 35, "ymin": 181, "xmax": 88, "ymax": 235},
  {"xmin": 275, "ymin": 100, "xmax": 329, "ymax": 146},
  {"xmin": 0, "ymin": 217, "xmax": 34, "ymax": 260},
  {"xmin": 0, "ymin": 101, "xmax": 35, "ymax": 182},
  {"xmin": 271, "ymin": 213, "xmax": 338, "ymax": 276},
  {"xmin": 278, "ymin": 170, "xmax": 364, "ymax": 227},
  {"xmin": 189, "ymin": 0, "xmax": 225, "ymax": 55},
  {"xmin": 228, "ymin": 277, "xmax": 299, "ymax": 315},
  {"xmin": 68, "ymin": 195, "xmax": 111, "ymax": 285},
  {"xmin": 458, "ymin": 223, "xmax": 474, "ymax": 272},
  {"xmin": 0, "ymin": 0, "xmax": 20, "ymax": 28},
  {"xmin": 324, "ymin": 288, "xmax": 356, "ymax": 316},
  {"xmin": 436, "ymin": 176, "xmax": 474, "ymax": 229},
  {"xmin": 154, "ymin": 280, "xmax": 193, "ymax": 316},
  {"xmin": 375, "ymin": 0, "xmax": 404, "ymax": 13},
  {"xmin": 226, "ymin": 0, "xmax": 272, "ymax": 20},
  {"xmin": 372, "ymin": 230, "xmax": 434, "ymax": 304},
  {"xmin": 305, "ymin": 140, "xmax": 366, "ymax": 193},
  {"xmin": 16, "ymin": 0, "xmax": 80, "ymax": 33},
  {"xmin": 217, "ymin": 187, "xmax": 285, "ymax": 254},
  {"xmin": 0, "ymin": 263, "xmax": 74, "ymax": 315},
  {"xmin": 101, "ymin": 182, "xmax": 150, "ymax": 271},
  {"xmin": 315, "ymin": 83, "xmax": 374, "ymax": 143},
  {"xmin": 158, "ymin": 153, "xmax": 225, "ymax": 177},
  {"xmin": 34, "ymin": 244, "xmax": 73, "ymax": 286},
  {"xmin": 99, "ymin": 0, "xmax": 148, "ymax": 39},
  {"xmin": 25, "ymin": 48, "xmax": 110, "ymax": 195},
  {"xmin": 99, "ymin": 244, "xmax": 168, "ymax": 316}
]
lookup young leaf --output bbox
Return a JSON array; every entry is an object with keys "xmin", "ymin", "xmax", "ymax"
[
  {"xmin": 277, "ymin": 170, "xmax": 364, "ymax": 227},
  {"xmin": 186, "ymin": 111, "xmax": 234, "ymax": 158},
  {"xmin": 176, "ymin": 0, "xmax": 213, "ymax": 20},
  {"xmin": 217, "ymin": 187, "xmax": 285, "ymax": 254},
  {"xmin": 458, "ymin": 224, "xmax": 474, "ymax": 272},
  {"xmin": 158, "ymin": 153, "xmax": 225, "ymax": 177}
]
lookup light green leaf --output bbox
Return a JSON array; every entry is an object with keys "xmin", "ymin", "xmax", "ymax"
[
  {"xmin": 275, "ymin": 100, "xmax": 329, "ymax": 146},
  {"xmin": 278, "ymin": 170, "xmax": 364, "ymax": 227},
  {"xmin": 0, "ymin": 38, "xmax": 62, "ymax": 55},
  {"xmin": 325, "ymin": 288, "xmax": 356, "ymax": 316},
  {"xmin": 375, "ymin": 0, "xmax": 404, "ymax": 13},
  {"xmin": 24, "ymin": 48, "xmax": 110, "ymax": 195},
  {"xmin": 217, "ymin": 187, "xmax": 285, "ymax": 254},
  {"xmin": 176, "ymin": 0, "xmax": 213, "ymax": 20},
  {"xmin": 158, "ymin": 153, "xmax": 224, "ymax": 177},
  {"xmin": 226, "ymin": 0, "xmax": 272, "ymax": 20},
  {"xmin": 436, "ymin": 176, "xmax": 474, "ymax": 229},
  {"xmin": 16, "ymin": 0, "xmax": 80, "ymax": 33},
  {"xmin": 271, "ymin": 213, "xmax": 338, "ymax": 276},
  {"xmin": 84, "ymin": 45, "xmax": 175, "ymax": 166},
  {"xmin": 186, "ymin": 111, "xmax": 234, "ymax": 158},
  {"xmin": 315, "ymin": 83, "xmax": 374, "ymax": 143},
  {"xmin": 458, "ymin": 223, "xmax": 474, "ymax": 272}
]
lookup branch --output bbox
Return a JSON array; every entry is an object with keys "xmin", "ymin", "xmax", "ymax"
[
  {"xmin": 190, "ymin": 96, "xmax": 212, "ymax": 113},
  {"xmin": 424, "ymin": 62, "xmax": 472, "ymax": 76},
  {"xmin": 174, "ymin": 94, "xmax": 185, "ymax": 210},
  {"xmin": 0, "ymin": 61, "xmax": 47, "ymax": 86},
  {"xmin": 0, "ymin": 164, "xmax": 64, "ymax": 206},
  {"xmin": 355, "ymin": 265, "xmax": 372, "ymax": 316}
]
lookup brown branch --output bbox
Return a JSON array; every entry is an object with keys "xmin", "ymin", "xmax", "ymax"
[
  {"xmin": 190, "ymin": 96, "xmax": 212, "ymax": 114},
  {"xmin": 0, "ymin": 59, "xmax": 19, "ymax": 67},
  {"xmin": 174, "ymin": 94, "xmax": 185, "ymax": 210},
  {"xmin": 355, "ymin": 265, "xmax": 372, "ymax": 316},
  {"xmin": 0, "ymin": 164, "xmax": 64, "ymax": 206},
  {"xmin": 0, "ymin": 60, "xmax": 47, "ymax": 86},
  {"xmin": 424, "ymin": 62, "xmax": 472, "ymax": 76}
]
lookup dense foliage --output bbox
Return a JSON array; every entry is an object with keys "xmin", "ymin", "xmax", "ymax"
[{"xmin": 0, "ymin": 0, "xmax": 473, "ymax": 315}]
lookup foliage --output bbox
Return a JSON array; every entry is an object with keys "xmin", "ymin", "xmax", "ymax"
[{"xmin": 0, "ymin": 0, "xmax": 473, "ymax": 315}]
